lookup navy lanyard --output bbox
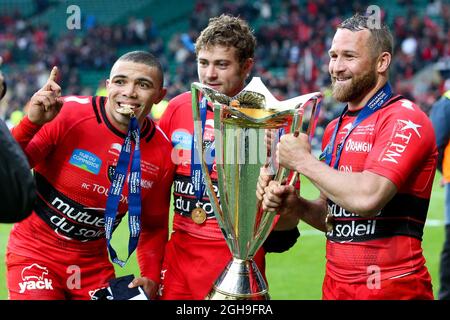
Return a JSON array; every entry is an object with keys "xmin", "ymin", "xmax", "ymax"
[
  {"xmin": 191, "ymin": 97, "xmax": 214, "ymax": 206},
  {"xmin": 104, "ymin": 116, "xmax": 141, "ymax": 267},
  {"xmin": 323, "ymin": 83, "xmax": 392, "ymax": 168}
]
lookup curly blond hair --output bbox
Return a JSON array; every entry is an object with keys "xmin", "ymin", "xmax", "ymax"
[{"xmin": 195, "ymin": 14, "xmax": 256, "ymax": 65}]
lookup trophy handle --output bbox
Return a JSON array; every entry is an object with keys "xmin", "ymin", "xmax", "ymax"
[
  {"xmin": 287, "ymin": 97, "xmax": 322, "ymax": 186},
  {"xmin": 271, "ymin": 96, "xmax": 321, "ymax": 185},
  {"xmin": 249, "ymin": 96, "xmax": 322, "ymax": 255}
]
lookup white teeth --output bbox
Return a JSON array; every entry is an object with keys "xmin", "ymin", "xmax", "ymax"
[
  {"xmin": 117, "ymin": 102, "xmax": 144, "ymax": 115},
  {"xmin": 117, "ymin": 104, "xmax": 134, "ymax": 115}
]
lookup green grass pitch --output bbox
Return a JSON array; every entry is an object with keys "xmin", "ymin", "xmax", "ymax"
[{"xmin": 0, "ymin": 173, "xmax": 445, "ymax": 299}]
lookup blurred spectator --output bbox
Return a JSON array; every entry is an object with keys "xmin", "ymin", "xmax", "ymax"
[
  {"xmin": 430, "ymin": 66, "xmax": 450, "ymax": 300},
  {"xmin": 1, "ymin": 0, "xmax": 449, "ymax": 150},
  {"xmin": 256, "ymin": 0, "xmax": 272, "ymax": 20},
  {"xmin": 401, "ymin": 35, "xmax": 418, "ymax": 57}
]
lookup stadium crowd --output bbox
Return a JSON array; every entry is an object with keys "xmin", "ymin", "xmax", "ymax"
[{"xmin": 1, "ymin": 0, "xmax": 449, "ymax": 143}]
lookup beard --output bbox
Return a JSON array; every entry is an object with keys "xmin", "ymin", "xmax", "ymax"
[{"xmin": 331, "ymin": 66, "xmax": 377, "ymax": 103}]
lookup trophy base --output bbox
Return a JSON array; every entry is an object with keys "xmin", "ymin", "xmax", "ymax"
[{"xmin": 205, "ymin": 258, "xmax": 270, "ymax": 300}]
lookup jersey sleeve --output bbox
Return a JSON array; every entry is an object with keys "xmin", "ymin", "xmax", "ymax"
[
  {"xmin": 365, "ymin": 102, "xmax": 437, "ymax": 190},
  {"xmin": 11, "ymin": 104, "xmax": 70, "ymax": 168},
  {"xmin": 11, "ymin": 116, "xmax": 47, "ymax": 168}
]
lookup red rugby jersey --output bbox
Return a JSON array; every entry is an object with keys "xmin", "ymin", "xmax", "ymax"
[
  {"xmin": 10, "ymin": 95, "xmax": 174, "ymax": 284},
  {"xmin": 159, "ymin": 92, "xmax": 224, "ymax": 240},
  {"xmin": 322, "ymin": 96, "xmax": 438, "ymax": 282}
]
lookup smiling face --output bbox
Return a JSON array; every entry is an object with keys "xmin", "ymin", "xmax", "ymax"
[
  {"xmin": 328, "ymin": 28, "xmax": 379, "ymax": 108},
  {"xmin": 197, "ymin": 45, "xmax": 253, "ymax": 97},
  {"xmin": 105, "ymin": 60, "xmax": 166, "ymax": 131}
]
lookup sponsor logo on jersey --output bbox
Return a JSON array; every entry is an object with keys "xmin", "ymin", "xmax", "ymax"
[
  {"xmin": 106, "ymin": 144, "xmax": 158, "ymax": 186},
  {"xmin": 205, "ymin": 119, "xmax": 214, "ymax": 128},
  {"xmin": 69, "ymin": 149, "xmax": 102, "ymax": 174},
  {"xmin": 44, "ymin": 195, "xmax": 122, "ymax": 240},
  {"xmin": 107, "ymin": 144, "xmax": 120, "ymax": 182},
  {"xmin": 107, "ymin": 165, "xmax": 154, "ymax": 189},
  {"xmin": 326, "ymin": 202, "xmax": 378, "ymax": 240},
  {"xmin": 381, "ymin": 119, "xmax": 422, "ymax": 164},
  {"xmin": 108, "ymin": 143, "xmax": 122, "ymax": 157},
  {"xmin": 335, "ymin": 123, "xmax": 352, "ymax": 147},
  {"xmin": 338, "ymin": 165, "xmax": 353, "ymax": 172},
  {"xmin": 327, "ymin": 219, "xmax": 377, "ymax": 239},
  {"xmin": 203, "ymin": 119, "xmax": 215, "ymax": 141},
  {"xmin": 19, "ymin": 264, "xmax": 53, "ymax": 293},
  {"xmin": 171, "ymin": 130, "xmax": 192, "ymax": 150},
  {"xmin": 341, "ymin": 122, "xmax": 353, "ymax": 135},
  {"xmin": 345, "ymin": 139, "xmax": 372, "ymax": 153},
  {"xmin": 141, "ymin": 160, "xmax": 160, "ymax": 175},
  {"xmin": 397, "ymin": 119, "xmax": 421, "ymax": 138},
  {"xmin": 107, "ymin": 165, "xmax": 116, "ymax": 182},
  {"xmin": 48, "ymin": 197, "xmax": 111, "ymax": 240},
  {"xmin": 173, "ymin": 176, "xmax": 220, "ymax": 217},
  {"xmin": 141, "ymin": 179, "xmax": 154, "ymax": 189},
  {"xmin": 351, "ymin": 124, "xmax": 375, "ymax": 136},
  {"xmin": 400, "ymin": 99, "xmax": 414, "ymax": 110}
]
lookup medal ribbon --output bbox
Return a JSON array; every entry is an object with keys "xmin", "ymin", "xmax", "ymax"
[
  {"xmin": 322, "ymin": 83, "xmax": 392, "ymax": 168},
  {"xmin": 105, "ymin": 116, "xmax": 141, "ymax": 267},
  {"xmin": 191, "ymin": 97, "xmax": 214, "ymax": 210}
]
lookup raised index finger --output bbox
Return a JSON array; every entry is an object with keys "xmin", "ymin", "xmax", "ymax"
[{"xmin": 48, "ymin": 66, "xmax": 58, "ymax": 82}]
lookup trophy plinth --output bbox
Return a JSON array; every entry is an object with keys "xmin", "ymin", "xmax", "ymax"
[
  {"xmin": 192, "ymin": 78, "xmax": 322, "ymax": 300},
  {"xmin": 206, "ymin": 258, "xmax": 269, "ymax": 300}
]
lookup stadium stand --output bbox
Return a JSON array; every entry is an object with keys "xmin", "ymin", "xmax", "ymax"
[{"xmin": 0, "ymin": 0, "xmax": 449, "ymax": 142}]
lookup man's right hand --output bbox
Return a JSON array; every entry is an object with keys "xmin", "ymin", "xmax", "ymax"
[
  {"xmin": 262, "ymin": 180, "xmax": 299, "ymax": 216},
  {"xmin": 257, "ymin": 165, "xmax": 301, "ymax": 229},
  {"xmin": 28, "ymin": 66, "xmax": 63, "ymax": 125}
]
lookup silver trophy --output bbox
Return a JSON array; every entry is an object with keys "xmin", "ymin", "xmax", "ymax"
[{"xmin": 192, "ymin": 77, "xmax": 322, "ymax": 300}]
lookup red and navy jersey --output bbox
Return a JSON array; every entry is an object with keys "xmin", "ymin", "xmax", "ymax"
[
  {"xmin": 159, "ymin": 92, "xmax": 224, "ymax": 240},
  {"xmin": 322, "ymin": 96, "xmax": 438, "ymax": 282},
  {"xmin": 10, "ymin": 95, "xmax": 174, "ymax": 283}
]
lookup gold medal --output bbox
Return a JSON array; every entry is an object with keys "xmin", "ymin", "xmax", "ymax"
[
  {"xmin": 191, "ymin": 207, "xmax": 207, "ymax": 225},
  {"xmin": 325, "ymin": 213, "xmax": 334, "ymax": 232}
]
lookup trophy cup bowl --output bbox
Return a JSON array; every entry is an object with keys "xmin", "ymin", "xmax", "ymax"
[{"xmin": 191, "ymin": 78, "xmax": 322, "ymax": 300}]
